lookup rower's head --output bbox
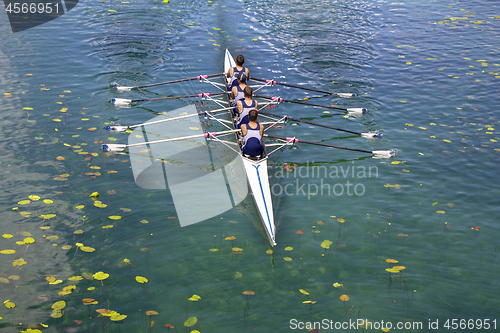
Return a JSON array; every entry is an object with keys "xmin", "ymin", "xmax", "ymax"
[
  {"xmin": 237, "ymin": 72, "xmax": 247, "ymax": 83},
  {"xmin": 244, "ymin": 86, "xmax": 253, "ymax": 98},
  {"xmin": 248, "ymin": 109, "xmax": 259, "ymax": 122},
  {"xmin": 236, "ymin": 55, "xmax": 244, "ymax": 66}
]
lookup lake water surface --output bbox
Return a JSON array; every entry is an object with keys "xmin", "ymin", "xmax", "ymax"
[{"xmin": 1, "ymin": 0, "xmax": 499, "ymax": 332}]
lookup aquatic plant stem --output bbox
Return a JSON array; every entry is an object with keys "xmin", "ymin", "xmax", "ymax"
[
  {"xmin": 343, "ymin": 300, "xmax": 348, "ymax": 320},
  {"xmin": 348, "ymin": 304, "xmax": 355, "ymax": 321},
  {"xmin": 185, "ymin": 301, "xmax": 194, "ymax": 320},
  {"xmin": 296, "ymin": 230, "xmax": 304, "ymax": 249},
  {"xmin": 473, "ymin": 228, "xmax": 483, "ymax": 269},
  {"xmin": 100, "ymin": 280, "xmax": 104, "ymax": 306},
  {"xmin": 73, "ymin": 246, "xmax": 80, "ymax": 262}
]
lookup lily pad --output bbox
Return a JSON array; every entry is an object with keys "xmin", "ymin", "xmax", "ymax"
[
  {"xmin": 51, "ymin": 300, "xmax": 66, "ymax": 310},
  {"xmin": 92, "ymin": 272, "xmax": 109, "ymax": 280},
  {"xmin": 135, "ymin": 276, "xmax": 148, "ymax": 283},
  {"xmin": 184, "ymin": 317, "xmax": 197, "ymax": 327}
]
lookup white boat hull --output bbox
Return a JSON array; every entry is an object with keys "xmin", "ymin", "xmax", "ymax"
[
  {"xmin": 242, "ymin": 156, "xmax": 276, "ymax": 246},
  {"xmin": 224, "ymin": 49, "xmax": 277, "ymax": 247}
]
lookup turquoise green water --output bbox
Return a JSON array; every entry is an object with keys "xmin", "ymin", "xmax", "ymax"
[{"xmin": 1, "ymin": 0, "xmax": 499, "ymax": 332}]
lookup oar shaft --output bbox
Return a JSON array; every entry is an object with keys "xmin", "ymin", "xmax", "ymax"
[
  {"xmin": 259, "ymin": 111, "xmax": 361, "ymax": 136},
  {"xmin": 252, "ymin": 77, "xmax": 336, "ymax": 95},
  {"xmin": 283, "ymin": 98, "xmax": 347, "ymax": 111},
  {"xmin": 129, "ymin": 113, "xmax": 199, "ymax": 129},
  {"xmin": 132, "ymin": 92, "xmax": 227, "ymax": 103},
  {"xmin": 129, "ymin": 107, "xmax": 233, "ymax": 129},
  {"xmin": 127, "ymin": 129, "xmax": 240, "ymax": 148},
  {"xmin": 255, "ymin": 95, "xmax": 347, "ymax": 111},
  {"xmin": 136, "ymin": 73, "xmax": 223, "ymax": 89},
  {"xmin": 265, "ymin": 134, "xmax": 373, "ymax": 154}
]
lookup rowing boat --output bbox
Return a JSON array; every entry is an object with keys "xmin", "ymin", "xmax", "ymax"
[
  {"xmin": 224, "ymin": 49, "xmax": 277, "ymax": 247},
  {"xmin": 106, "ymin": 51, "xmax": 395, "ymax": 248}
]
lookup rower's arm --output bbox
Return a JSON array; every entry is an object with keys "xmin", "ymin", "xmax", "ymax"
[
  {"xmin": 259, "ymin": 124, "xmax": 264, "ymax": 136},
  {"xmin": 241, "ymin": 124, "xmax": 247, "ymax": 136},
  {"xmin": 236, "ymin": 100, "xmax": 243, "ymax": 114},
  {"xmin": 231, "ymin": 86, "xmax": 237, "ymax": 99},
  {"xmin": 245, "ymin": 68, "xmax": 249, "ymax": 79},
  {"xmin": 226, "ymin": 67, "xmax": 233, "ymax": 78}
]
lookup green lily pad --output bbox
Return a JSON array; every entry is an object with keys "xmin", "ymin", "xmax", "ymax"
[{"xmin": 184, "ymin": 317, "xmax": 197, "ymax": 327}]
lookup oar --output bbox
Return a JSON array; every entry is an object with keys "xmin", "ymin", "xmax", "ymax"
[
  {"xmin": 106, "ymin": 106, "xmax": 234, "ymax": 132},
  {"xmin": 114, "ymin": 73, "xmax": 224, "ymax": 91},
  {"xmin": 259, "ymin": 111, "xmax": 382, "ymax": 138},
  {"xmin": 255, "ymin": 95, "xmax": 367, "ymax": 114},
  {"xmin": 265, "ymin": 134, "xmax": 394, "ymax": 158},
  {"xmin": 102, "ymin": 129, "xmax": 241, "ymax": 152},
  {"xmin": 251, "ymin": 77, "xmax": 356, "ymax": 98},
  {"xmin": 111, "ymin": 92, "xmax": 228, "ymax": 106}
]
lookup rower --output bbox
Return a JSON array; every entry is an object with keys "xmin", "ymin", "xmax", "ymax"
[
  {"xmin": 226, "ymin": 54, "xmax": 249, "ymax": 89},
  {"xmin": 241, "ymin": 109, "xmax": 264, "ymax": 157},
  {"xmin": 231, "ymin": 72, "xmax": 247, "ymax": 106},
  {"xmin": 236, "ymin": 86, "xmax": 258, "ymax": 129}
]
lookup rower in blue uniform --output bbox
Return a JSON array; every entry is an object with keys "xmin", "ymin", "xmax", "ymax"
[
  {"xmin": 240, "ymin": 109, "xmax": 264, "ymax": 157},
  {"xmin": 226, "ymin": 54, "xmax": 249, "ymax": 89},
  {"xmin": 231, "ymin": 72, "xmax": 247, "ymax": 106},
  {"xmin": 236, "ymin": 86, "xmax": 258, "ymax": 128}
]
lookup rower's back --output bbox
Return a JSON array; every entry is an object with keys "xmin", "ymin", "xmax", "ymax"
[
  {"xmin": 236, "ymin": 86, "xmax": 257, "ymax": 128},
  {"xmin": 241, "ymin": 109, "xmax": 263, "ymax": 157},
  {"xmin": 231, "ymin": 72, "xmax": 247, "ymax": 104},
  {"xmin": 227, "ymin": 54, "xmax": 249, "ymax": 88}
]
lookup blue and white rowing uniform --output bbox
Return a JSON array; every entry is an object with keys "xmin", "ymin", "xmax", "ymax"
[
  {"xmin": 232, "ymin": 84, "xmax": 245, "ymax": 107},
  {"xmin": 230, "ymin": 66, "xmax": 247, "ymax": 88},
  {"xmin": 242, "ymin": 123, "xmax": 263, "ymax": 156},
  {"xmin": 236, "ymin": 99, "xmax": 256, "ymax": 129}
]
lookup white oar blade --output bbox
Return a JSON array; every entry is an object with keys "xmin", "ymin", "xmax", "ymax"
[
  {"xmin": 347, "ymin": 108, "xmax": 367, "ymax": 114},
  {"xmin": 372, "ymin": 150, "xmax": 395, "ymax": 158},
  {"xmin": 102, "ymin": 144, "xmax": 127, "ymax": 152},
  {"xmin": 105, "ymin": 125, "xmax": 129, "ymax": 132},
  {"xmin": 337, "ymin": 93, "xmax": 356, "ymax": 98},
  {"xmin": 114, "ymin": 86, "xmax": 133, "ymax": 92},
  {"xmin": 361, "ymin": 132, "xmax": 383, "ymax": 138},
  {"xmin": 111, "ymin": 98, "xmax": 132, "ymax": 106}
]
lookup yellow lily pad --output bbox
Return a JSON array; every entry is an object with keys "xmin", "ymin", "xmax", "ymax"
[
  {"xmin": 4, "ymin": 301, "xmax": 16, "ymax": 309},
  {"xmin": 92, "ymin": 272, "xmax": 109, "ymax": 280},
  {"xmin": 23, "ymin": 237, "xmax": 35, "ymax": 244},
  {"xmin": 135, "ymin": 276, "xmax": 148, "ymax": 283},
  {"xmin": 110, "ymin": 314, "xmax": 127, "ymax": 321},
  {"xmin": 68, "ymin": 276, "xmax": 83, "ymax": 281},
  {"xmin": 320, "ymin": 240, "xmax": 332, "ymax": 249},
  {"xmin": 51, "ymin": 300, "xmax": 66, "ymax": 310}
]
